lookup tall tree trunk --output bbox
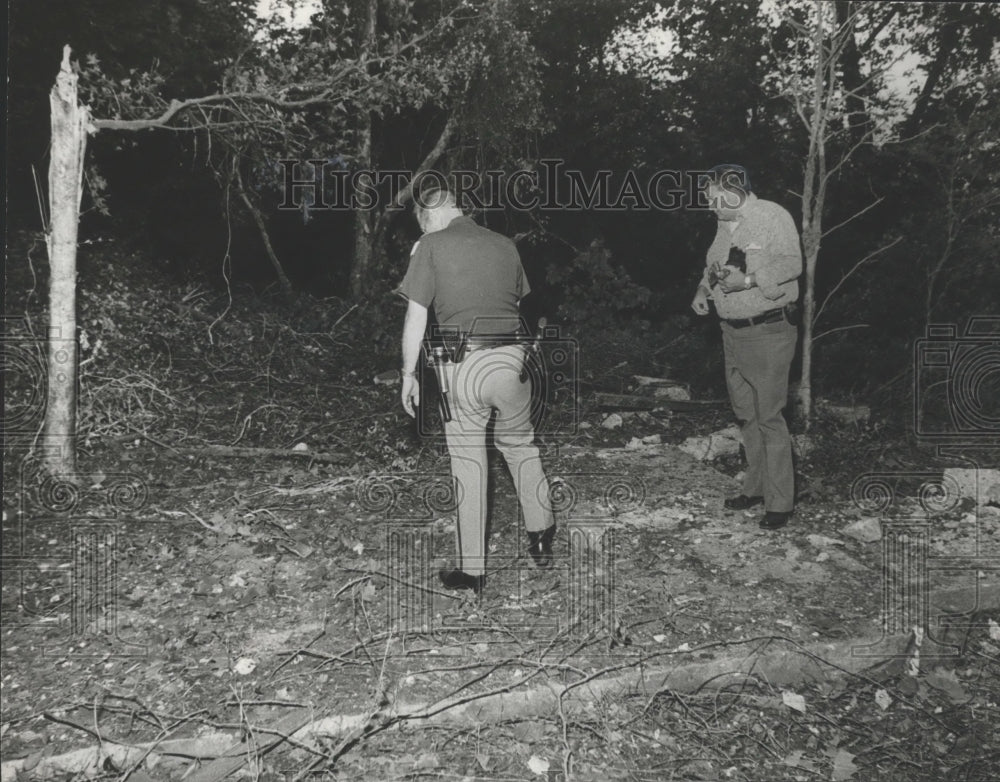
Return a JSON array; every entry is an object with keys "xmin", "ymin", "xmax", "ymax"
[
  {"xmin": 349, "ymin": 0, "xmax": 378, "ymax": 301},
  {"xmin": 43, "ymin": 46, "xmax": 87, "ymax": 477},
  {"xmin": 796, "ymin": 3, "xmax": 829, "ymax": 429},
  {"xmin": 350, "ymin": 137, "xmax": 374, "ymax": 300},
  {"xmin": 799, "ymin": 245, "xmax": 818, "ymax": 428},
  {"xmin": 902, "ymin": 8, "xmax": 960, "ymax": 138},
  {"xmin": 370, "ymin": 114, "xmax": 457, "ymax": 255}
]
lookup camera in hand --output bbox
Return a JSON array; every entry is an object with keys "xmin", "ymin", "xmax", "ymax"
[{"xmin": 709, "ymin": 246, "xmax": 747, "ymax": 286}]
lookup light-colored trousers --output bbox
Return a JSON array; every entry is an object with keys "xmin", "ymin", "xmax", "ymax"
[
  {"xmin": 442, "ymin": 345, "xmax": 554, "ymax": 576},
  {"xmin": 721, "ymin": 318, "xmax": 798, "ymax": 513}
]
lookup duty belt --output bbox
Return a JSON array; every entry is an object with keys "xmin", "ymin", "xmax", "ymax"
[
  {"xmin": 460, "ymin": 332, "xmax": 526, "ymax": 359},
  {"xmin": 724, "ymin": 306, "xmax": 788, "ymax": 329}
]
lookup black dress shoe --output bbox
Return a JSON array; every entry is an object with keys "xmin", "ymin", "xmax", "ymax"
[
  {"xmin": 438, "ymin": 568, "xmax": 485, "ymax": 594},
  {"xmin": 759, "ymin": 511, "xmax": 792, "ymax": 530},
  {"xmin": 725, "ymin": 494, "xmax": 765, "ymax": 511},
  {"xmin": 527, "ymin": 524, "xmax": 556, "ymax": 568}
]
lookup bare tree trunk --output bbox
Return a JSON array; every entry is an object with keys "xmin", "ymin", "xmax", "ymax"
[
  {"xmin": 371, "ymin": 114, "xmax": 457, "ymax": 251},
  {"xmin": 796, "ymin": 5, "xmax": 828, "ymax": 429},
  {"xmin": 799, "ymin": 247, "xmax": 818, "ymax": 427},
  {"xmin": 235, "ymin": 167, "xmax": 293, "ymax": 294},
  {"xmin": 43, "ymin": 46, "xmax": 88, "ymax": 477},
  {"xmin": 349, "ymin": 0, "xmax": 378, "ymax": 301},
  {"xmin": 350, "ymin": 145, "xmax": 374, "ymax": 300}
]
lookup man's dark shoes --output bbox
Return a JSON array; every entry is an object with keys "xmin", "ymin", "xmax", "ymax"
[
  {"xmin": 725, "ymin": 494, "xmax": 764, "ymax": 511},
  {"xmin": 438, "ymin": 568, "xmax": 485, "ymax": 594},
  {"xmin": 759, "ymin": 511, "xmax": 792, "ymax": 530},
  {"xmin": 527, "ymin": 524, "xmax": 556, "ymax": 569}
]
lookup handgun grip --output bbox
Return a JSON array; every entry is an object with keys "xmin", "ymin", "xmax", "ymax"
[{"xmin": 438, "ymin": 394, "xmax": 452, "ymax": 423}]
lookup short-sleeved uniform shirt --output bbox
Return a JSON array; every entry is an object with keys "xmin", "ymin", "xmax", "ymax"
[{"xmin": 398, "ymin": 216, "xmax": 530, "ymax": 335}]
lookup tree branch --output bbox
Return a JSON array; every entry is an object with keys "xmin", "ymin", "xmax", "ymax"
[
  {"xmin": 821, "ymin": 195, "xmax": 883, "ymax": 239},
  {"xmin": 813, "ymin": 235, "xmax": 901, "ymax": 325}
]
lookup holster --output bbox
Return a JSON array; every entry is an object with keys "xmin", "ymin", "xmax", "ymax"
[{"xmin": 424, "ymin": 344, "xmax": 453, "ymax": 423}]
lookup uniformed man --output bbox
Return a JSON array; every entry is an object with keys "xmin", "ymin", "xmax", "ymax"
[
  {"xmin": 691, "ymin": 164, "xmax": 802, "ymax": 530},
  {"xmin": 398, "ymin": 187, "xmax": 556, "ymax": 593}
]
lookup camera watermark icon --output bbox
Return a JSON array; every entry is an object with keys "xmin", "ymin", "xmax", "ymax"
[
  {"xmin": 5, "ymin": 452, "xmax": 150, "ymax": 656},
  {"xmin": 566, "ymin": 522, "xmax": 618, "ymax": 639},
  {"xmin": 368, "ymin": 472, "xmax": 641, "ymax": 642},
  {"xmin": 356, "ymin": 472, "xmax": 456, "ymax": 635},
  {"xmin": 914, "ymin": 317, "xmax": 1000, "ymax": 443},
  {"xmin": 1, "ymin": 318, "xmax": 77, "ymax": 438},
  {"xmin": 417, "ymin": 320, "xmax": 579, "ymax": 443},
  {"xmin": 848, "ymin": 470, "xmax": 993, "ymax": 659},
  {"xmin": 554, "ymin": 474, "xmax": 643, "ymax": 640}
]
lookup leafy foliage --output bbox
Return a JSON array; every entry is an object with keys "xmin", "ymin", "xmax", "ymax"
[
  {"xmin": 546, "ymin": 239, "xmax": 652, "ymax": 327},
  {"xmin": 7, "ymin": 0, "xmax": 1000, "ymax": 400}
]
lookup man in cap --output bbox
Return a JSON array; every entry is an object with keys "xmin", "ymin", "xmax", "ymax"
[
  {"xmin": 398, "ymin": 187, "xmax": 556, "ymax": 593},
  {"xmin": 691, "ymin": 164, "xmax": 802, "ymax": 530}
]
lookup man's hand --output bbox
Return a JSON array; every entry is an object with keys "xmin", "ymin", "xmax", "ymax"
[
  {"xmin": 400, "ymin": 300, "xmax": 428, "ymax": 418},
  {"xmin": 691, "ymin": 285, "xmax": 711, "ymax": 316},
  {"xmin": 401, "ymin": 374, "xmax": 420, "ymax": 418},
  {"xmin": 717, "ymin": 270, "xmax": 748, "ymax": 294}
]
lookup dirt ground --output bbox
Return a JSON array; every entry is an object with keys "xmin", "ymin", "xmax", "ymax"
[
  {"xmin": 3, "ymin": 236, "xmax": 1000, "ymax": 781},
  {"xmin": 4, "ymin": 429, "xmax": 1000, "ymax": 781}
]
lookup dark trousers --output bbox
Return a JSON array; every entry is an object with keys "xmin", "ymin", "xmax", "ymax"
[{"xmin": 721, "ymin": 318, "xmax": 797, "ymax": 512}]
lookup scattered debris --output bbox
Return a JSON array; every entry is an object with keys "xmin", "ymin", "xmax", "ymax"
[
  {"xmin": 595, "ymin": 393, "xmax": 656, "ymax": 411},
  {"xmin": 632, "ymin": 374, "xmax": 682, "ymax": 387},
  {"xmin": 527, "ymin": 755, "xmax": 549, "ymax": 776},
  {"xmin": 680, "ymin": 425, "xmax": 742, "ymax": 461},
  {"xmin": 791, "ymin": 433, "xmax": 813, "ymax": 458},
  {"xmin": 818, "ymin": 398, "xmax": 871, "ymax": 425},
  {"xmin": 374, "ymin": 369, "xmax": 400, "ymax": 385},
  {"xmin": 925, "ymin": 668, "xmax": 970, "ymax": 704},
  {"xmin": 602, "ymin": 413, "xmax": 624, "ymax": 429},
  {"xmin": 625, "ymin": 434, "xmax": 663, "ymax": 450},
  {"xmin": 829, "ymin": 747, "xmax": 859, "ymax": 781},
  {"xmin": 651, "ymin": 385, "xmax": 691, "ymax": 401},
  {"xmin": 594, "ymin": 392, "xmax": 725, "ymax": 412},
  {"xmin": 806, "ymin": 534, "xmax": 844, "ymax": 549},
  {"xmin": 781, "ymin": 690, "xmax": 807, "ymax": 713},
  {"xmin": 181, "ymin": 445, "xmax": 349, "ymax": 463}
]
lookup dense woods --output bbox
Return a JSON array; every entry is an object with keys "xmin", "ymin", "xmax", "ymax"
[{"xmin": 8, "ymin": 1, "xmax": 998, "ymax": 406}]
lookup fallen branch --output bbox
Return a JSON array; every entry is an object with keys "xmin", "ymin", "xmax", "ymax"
[
  {"xmin": 593, "ymin": 393, "xmax": 656, "ymax": 411},
  {"xmin": 593, "ymin": 393, "xmax": 727, "ymax": 412},
  {"xmin": 8, "ymin": 583, "xmax": 995, "ymax": 781},
  {"xmin": 180, "ymin": 445, "xmax": 350, "ymax": 463},
  {"xmin": 184, "ymin": 708, "xmax": 316, "ymax": 782}
]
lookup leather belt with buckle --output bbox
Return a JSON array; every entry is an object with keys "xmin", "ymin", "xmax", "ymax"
[{"xmin": 724, "ymin": 307, "xmax": 787, "ymax": 329}]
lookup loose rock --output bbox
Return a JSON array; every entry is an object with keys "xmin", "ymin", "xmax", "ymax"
[
  {"xmin": 843, "ymin": 517, "xmax": 883, "ymax": 544},
  {"xmin": 680, "ymin": 426, "xmax": 742, "ymax": 461}
]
